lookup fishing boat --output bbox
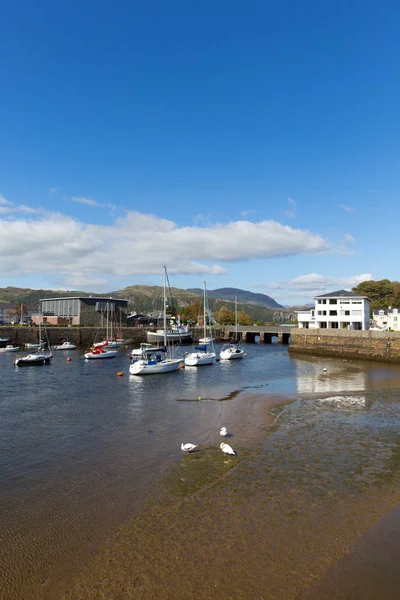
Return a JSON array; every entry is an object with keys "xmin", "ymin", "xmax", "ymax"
[
  {"xmin": 146, "ymin": 323, "xmax": 192, "ymax": 344},
  {"xmin": 14, "ymin": 321, "xmax": 52, "ymax": 366},
  {"xmin": 220, "ymin": 297, "xmax": 245, "ymax": 360},
  {"xmin": 52, "ymin": 341, "xmax": 77, "ymax": 350},
  {"xmin": 0, "ymin": 345, "xmax": 20, "ymax": 353},
  {"xmin": 184, "ymin": 282, "xmax": 216, "ymax": 366},
  {"xmin": 130, "ymin": 342, "xmax": 159, "ymax": 357},
  {"xmin": 130, "ymin": 268, "xmax": 183, "ymax": 376}
]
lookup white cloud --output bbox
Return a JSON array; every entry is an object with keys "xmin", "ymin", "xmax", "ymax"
[
  {"xmin": 285, "ymin": 197, "xmax": 296, "ymax": 218},
  {"xmin": 48, "ymin": 187, "xmax": 56, "ymax": 196},
  {"xmin": 0, "ymin": 194, "xmax": 13, "ymax": 206},
  {"xmin": 257, "ymin": 273, "xmax": 373, "ymax": 302},
  {"xmin": 344, "ymin": 233, "xmax": 356, "ymax": 243},
  {"xmin": 0, "ymin": 209, "xmax": 333, "ymax": 288},
  {"xmin": 340, "ymin": 204, "xmax": 356, "ymax": 213},
  {"xmin": 241, "ymin": 209, "xmax": 257, "ymax": 217},
  {"xmin": 70, "ymin": 197, "xmax": 117, "ymax": 211}
]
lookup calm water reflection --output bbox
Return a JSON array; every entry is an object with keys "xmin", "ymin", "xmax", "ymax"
[{"xmin": 1, "ymin": 343, "xmax": 400, "ymax": 599}]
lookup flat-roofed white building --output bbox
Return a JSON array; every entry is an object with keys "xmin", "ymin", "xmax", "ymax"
[{"xmin": 297, "ymin": 290, "xmax": 370, "ymax": 330}]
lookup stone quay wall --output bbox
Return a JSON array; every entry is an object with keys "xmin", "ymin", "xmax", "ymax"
[
  {"xmin": 289, "ymin": 328, "xmax": 400, "ymax": 364},
  {"xmin": 2, "ymin": 326, "xmax": 225, "ymax": 348}
]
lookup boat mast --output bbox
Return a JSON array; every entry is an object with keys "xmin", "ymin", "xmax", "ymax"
[
  {"xmin": 203, "ymin": 281, "xmax": 207, "ymax": 341},
  {"xmin": 235, "ymin": 296, "xmax": 238, "ymax": 342},
  {"xmin": 163, "ymin": 266, "xmax": 167, "ymax": 347},
  {"xmin": 106, "ymin": 302, "xmax": 109, "ymax": 341}
]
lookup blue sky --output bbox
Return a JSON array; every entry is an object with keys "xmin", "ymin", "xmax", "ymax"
[{"xmin": 1, "ymin": 0, "xmax": 399, "ymax": 304}]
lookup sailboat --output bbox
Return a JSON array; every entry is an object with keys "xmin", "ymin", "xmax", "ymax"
[
  {"xmin": 129, "ymin": 267, "xmax": 183, "ymax": 375},
  {"xmin": 184, "ymin": 282, "xmax": 216, "ymax": 366},
  {"xmin": 219, "ymin": 296, "xmax": 245, "ymax": 360},
  {"xmin": 14, "ymin": 319, "xmax": 53, "ymax": 366},
  {"xmin": 93, "ymin": 302, "xmax": 121, "ymax": 349}
]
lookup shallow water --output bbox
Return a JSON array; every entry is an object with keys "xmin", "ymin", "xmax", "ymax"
[{"xmin": 1, "ymin": 343, "xmax": 400, "ymax": 599}]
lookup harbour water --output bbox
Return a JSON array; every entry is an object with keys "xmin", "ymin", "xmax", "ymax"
[{"xmin": 1, "ymin": 343, "xmax": 400, "ymax": 599}]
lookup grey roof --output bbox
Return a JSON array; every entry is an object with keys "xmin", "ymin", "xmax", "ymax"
[
  {"xmin": 314, "ymin": 289, "xmax": 370, "ymax": 300},
  {"xmin": 39, "ymin": 296, "xmax": 128, "ymax": 303}
]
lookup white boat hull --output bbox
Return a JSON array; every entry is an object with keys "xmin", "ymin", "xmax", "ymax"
[
  {"xmin": 25, "ymin": 341, "xmax": 45, "ymax": 349},
  {"xmin": 198, "ymin": 337, "xmax": 214, "ymax": 344},
  {"xmin": 129, "ymin": 357, "xmax": 182, "ymax": 375},
  {"xmin": 184, "ymin": 352, "xmax": 216, "ymax": 366},
  {"xmin": 131, "ymin": 343, "xmax": 159, "ymax": 357},
  {"xmin": 53, "ymin": 342, "xmax": 77, "ymax": 350},
  {"xmin": 220, "ymin": 346, "xmax": 244, "ymax": 360},
  {"xmin": 84, "ymin": 350, "xmax": 118, "ymax": 359},
  {"xmin": 0, "ymin": 345, "xmax": 20, "ymax": 353},
  {"xmin": 146, "ymin": 330, "xmax": 192, "ymax": 343}
]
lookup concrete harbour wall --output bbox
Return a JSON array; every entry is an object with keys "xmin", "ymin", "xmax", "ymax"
[{"xmin": 289, "ymin": 328, "xmax": 400, "ymax": 364}]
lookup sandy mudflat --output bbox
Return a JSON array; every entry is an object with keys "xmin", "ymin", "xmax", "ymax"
[{"xmin": 58, "ymin": 389, "xmax": 400, "ymax": 600}]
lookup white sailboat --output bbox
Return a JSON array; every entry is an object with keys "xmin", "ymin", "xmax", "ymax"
[
  {"xmin": 14, "ymin": 320, "xmax": 53, "ymax": 366},
  {"xmin": 130, "ymin": 268, "xmax": 183, "ymax": 375},
  {"xmin": 130, "ymin": 342, "xmax": 159, "ymax": 357},
  {"xmin": 185, "ymin": 282, "xmax": 216, "ymax": 366},
  {"xmin": 93, "ymin": 302, "xmax": 121, "ymax": 349},
  {"xmin": 220, "ymin": 297, "xmax": 245, "ymax": 360}
]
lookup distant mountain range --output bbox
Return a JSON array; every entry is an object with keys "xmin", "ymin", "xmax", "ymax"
[
  {"xmin": 187, "ymin": 287, "xmax": 283, "ymax": 309},
  {"xmin": 0, "ymin": 284, "xmax": 295, "ymax": 324}
]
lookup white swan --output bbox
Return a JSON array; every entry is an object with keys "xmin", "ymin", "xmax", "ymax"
[
  {"xmin": 220, "ymin": 442, "xmax": 236, "ymax": 455},
  {"xmin": 181, "ymin": 443, "xmax": 198, "ymax": 452},
  {"xmin": 220, "ymin": 427, "xmax": 228, "ymax": 437}
]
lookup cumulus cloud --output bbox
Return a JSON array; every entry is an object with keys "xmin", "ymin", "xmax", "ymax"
[
  {"xmin": 340, "ymin": 204, "xmax": 356, "ymax": 213},
  {"xmin": 344, "ymin": 233, "xmax": 356, "ymax": 243},
  {"xmin": 285, "ymin": 198, "xmax": 296, "ymax": 218},
  {"xmin": 0, "ymin": 209, "xmax": 333, "ymax": 288},
  {"xmin": 256, "ymin": 273, "xmax": 373, "ymax": 302}
]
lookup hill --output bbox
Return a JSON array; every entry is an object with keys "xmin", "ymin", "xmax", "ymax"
[
  {"xmin": 187, "ymin": 287, "xmax": 283, "ymax": 309},
  {"xmin": 0, "ymin": 284, "xmax": 294, "ymax": 324}
]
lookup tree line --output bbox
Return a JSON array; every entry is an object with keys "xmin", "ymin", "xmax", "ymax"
[{"xmin": 352, "ymin": 279, "xmax": 400, "ymax": 311}]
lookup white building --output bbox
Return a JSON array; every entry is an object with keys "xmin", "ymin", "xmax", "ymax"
[
  {"xmin": 372, "ymin": 308, "xmax": 400, "ymax": 331},
  {"xmin": 297, "ymin": 289, "xmax": 370, "ymax": 330}
]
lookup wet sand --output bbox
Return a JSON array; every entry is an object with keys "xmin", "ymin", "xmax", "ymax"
[{"xmin": 59, "ymin": 389, "xmax": 400, "ymax": 600}]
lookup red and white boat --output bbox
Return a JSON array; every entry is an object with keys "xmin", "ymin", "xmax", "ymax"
[{"xmin": 84, "ymin": 345, "xmax": 118, "ymax": 360}]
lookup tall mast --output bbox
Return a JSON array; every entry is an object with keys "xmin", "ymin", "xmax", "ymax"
[
  {"xmin": 106, "ymin": 302, "xmax": 109, "ymax": 341},
  {"xmin": 203, "ymin": 281, "xmax": 207, "ymax": 340},
  {"xmin": 163, "ymin": 266, "xmax": 167, "ymax": 346},
  {"xmin": 235, "ymin": 296, "xmax": 238, "ymax": 340}
]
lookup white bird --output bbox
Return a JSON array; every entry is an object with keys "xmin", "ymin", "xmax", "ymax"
[
  {"xmin": 220, "ymin": 442, "xmax": 236, "ymax": 455},
  {"xmin": 181, "ymin": 443, "xmax": 198, "ymax": 452},
  {"xmin": 220, "ymin": 427, "xmax": 228, "ymax": 436}
]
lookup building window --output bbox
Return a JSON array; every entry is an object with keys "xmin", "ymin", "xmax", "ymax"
[
  {"xmin": 345, "ymin": 310, "xmax": 350, "ymax": 316},
  {"xmin": 329, "ymin": 310, "xmax": 337, "ymax": 316},
  {"xmin": 329, "ymin": 299, "xmax": 338, "ymax": 304}
]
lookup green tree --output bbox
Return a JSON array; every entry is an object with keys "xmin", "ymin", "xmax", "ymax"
[{"xmin": 215, "ymin": 306, "xmax": 234, "ymax": 325}]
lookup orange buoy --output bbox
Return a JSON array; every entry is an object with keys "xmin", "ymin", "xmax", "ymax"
[
  {"xmin": 126, "ymin": 353, "xmax": 130, "ymax": 357},
  {"xmin": 66, "ymin": 357, "xmax": 72, "ymax": 362},
  {"xmin": 117, "ymin": 371, "xmax": 123, "ymax": 377},
  {"xmin": 180, "ymin": 363, "xmax": 185, "ymax": 369}
]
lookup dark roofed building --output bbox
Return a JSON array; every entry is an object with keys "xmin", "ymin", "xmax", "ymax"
[{"xmin": 314, "ymin": 289, "xmax": 370, "ymax": 299}]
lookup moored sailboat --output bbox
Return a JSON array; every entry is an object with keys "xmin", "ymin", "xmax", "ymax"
[
  {"xmin": 130, "ymin": 268, "xmax": 183, "ymax": 376},
  {"xmin": 219, "ymin": 297, "xmax": 245, "ymax": 360},
  {"xmin": 14, "ymin": 321, "xmax": 53, "ymax": 366},
  {"xmin": 184, "ymin": 282, "xmax": 216, "ymax": 367}
]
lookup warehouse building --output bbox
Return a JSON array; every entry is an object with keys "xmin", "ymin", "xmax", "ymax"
[{"xmin": 32, "ymin": 296, "xmax": 128, "ymax": 327}]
